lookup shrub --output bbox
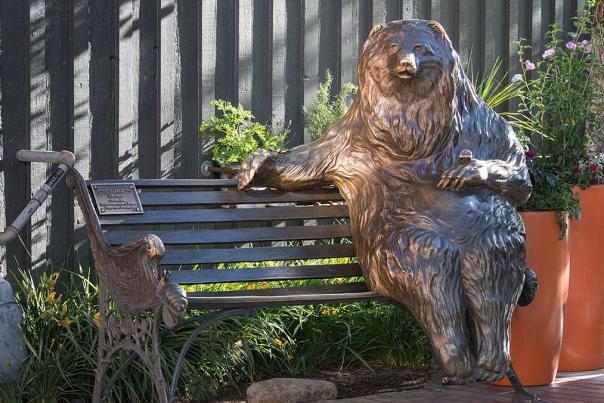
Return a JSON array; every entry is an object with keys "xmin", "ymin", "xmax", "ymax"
[
  {"xmin": 200, "ymin": 100, "xmax": 289, "ymax": 166},
  {"xmin": 303, "ymin": 70, "xmax": 357, "ymax": 141}
]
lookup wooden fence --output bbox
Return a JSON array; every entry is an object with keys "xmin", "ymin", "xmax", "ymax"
[{"xmin": 0, "ymin": 0, "xmax": 583, "ymax": 272}]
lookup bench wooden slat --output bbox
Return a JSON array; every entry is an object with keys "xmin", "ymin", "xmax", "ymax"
[
  {"xmin": 88, "ymin": 178, "xmax": 238, "ymax": 188},
  {"xmin": 105, "ymin": 224, "xmax": 352, "ymax": 245},
  {"xmin": 139, "ymin": 189, "xmax": 343, "ymax": 206},
  {"xmin": 98, "ymin": 205, "xmax": 349, "ymax": 226},
  {"xmin": 162, "ymin": 244, "xmax": 356, "ymax": 265},
  {"xmin": 169, "ymin": 263, "xmax": 362, "ymax": 284},
  {"xmin": 186, "ymin": 283, "xmax": 383, "ymax": 309}
]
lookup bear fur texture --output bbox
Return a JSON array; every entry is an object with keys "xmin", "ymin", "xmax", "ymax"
[{"xmin": 239, "ymin": 20, "xmax": 532, "ymax": 384}]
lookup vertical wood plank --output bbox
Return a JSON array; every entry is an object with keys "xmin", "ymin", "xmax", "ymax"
[
  {"xmin": 342, "ymin": 0, "xmax": 360, "ymax": 86},
  {"xmin": 431, "ymin": 0, "xmax": 459, "ymax": 49},
  {"xmin": 159, "ymin": 0, "xmax": 177, "ymax": 178},
  {"xmin": 358, "ymin": 0, "xmax": 372, "ymax": 51},
  {"xmin": 386, "ymin": 0, "xmax": 401, "ymax": 20},
  {"xmin": 272, "ymin": 0, "xmax": 286, "ymax": 128},
  {"xmin": 239, "ymin": 0, "xmax": 253, "ymax": 110},
  {"xmin": 215, "ymin": 0, "xmax": 239, "ymax": 105},
  {"xmin": 119, "ymin": 0, "xmax": 138, "ymax": 179},
  {"xmin": 557, "ymin": 0, "xmax": 577, "ymax": 33},
  {"xmin": 459, "ymin": 0, "xmax": 483, "ymax": 72},
  {"xmin": 372, "ymin": 0, "xmax": 388, "ymax": 24},
  {"xmin": 89, "ymin": 0, "xmax": 118, "ymax": 179},
  {"xmin": 0, "ymin": 2, "xmax": 4, "ymax": 274},
  {"xmin": 303, "ymin": 0, "xmax": 319, "ymax": 144},
  {"xmin": 319, "ymin": 0, "xmax": 342, "ymax": 96},
  {"xmin": 176, "ymin": 0, "xmax": 200, "ymax": 178},
  {"xmin": 200, "ymin": 0, "xmax": 217, "ymax": 162},
  {"xmin": 72, "ymin": 0, "xmax": 91, "ymax": 267},
  {"xmin": 285, "ymin": 0, "xmax": 304, "ymax": 146},
  {"xmin": 507, "ymin": 0, "xmax": 521, "ymax": 112},
  {"xmin": 404, "ymin": 0, "xmax": 431, "ymax": 20},
  {"xmin": 483, "ymin": 0, "xmax": 507, "ymax": 79},
  {"xmin": 251, "ymin": 0, "xmax": 272, "ymax": 125},
  {"xmin": 0, "ymin": 0, "xmax": 31, "ymax": 271},
  {"xmin": 138, "ymin": 0, "xmax": 160, "ymax": 179},
  {"xmin": 531, "ymin": 0, "xmax": 543, "ymax": 62},
  {"xmin": 30, "ymin": 0, "xmax": 49, "ymax": 268},
  {"xmin": 46, "ymin": 0, "xmax": 74, "ymax": 267}
]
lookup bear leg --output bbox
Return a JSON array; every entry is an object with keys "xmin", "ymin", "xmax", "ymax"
[
  {"xmin": 461, "ymin": 238, "xmax": 525, "ymax": 381},
  {"xmin": 386, "ymin": 234, "xmax": 475, "ymax": 383}
]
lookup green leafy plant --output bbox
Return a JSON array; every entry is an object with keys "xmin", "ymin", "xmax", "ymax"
[
  {"xmin": 469, "ymin": 59, "xmax": 523, "ymax": 112},
  {"xmin": 200, "ymin": 100, "xmax": 289, "ymax": 166},
  {"xmin": 2, "ymin": 262, "xmax": 428, "ymax": 402},
  {"xmin": 303, "ymin": 70, "xmax": 357, "ymax": 141}
]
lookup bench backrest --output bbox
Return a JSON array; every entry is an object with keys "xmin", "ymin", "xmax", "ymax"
[{"xmin": 85, "ymin": 178, "xmax": 380, "ymax": 309}]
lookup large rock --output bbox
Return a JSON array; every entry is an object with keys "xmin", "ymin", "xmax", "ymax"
[{"xmin": 247, "ymin": 378, "xmax": 337, "ymax": 403}]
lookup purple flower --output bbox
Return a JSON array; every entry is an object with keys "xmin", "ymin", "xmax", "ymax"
[
  {"xmin": 566, "ymin": 41, "xmax": 577, "ymax": 50},
  {"xmin": 570, "ymin": 32, "xmax": 578, "ymax": 38},
  {"xmin": 581, "ymin": 39, "xmax": 589, "ymax": 46},
  {"xmin": 542, "ymin": 48, "xmax": 555, "ymax": 59},
  {"xmin": 525, "ymin": 60, "xmax": 536, "ymax": 71},
  {"xmin": 511, "ymin": 73, "xmax": 523, "ymax": 83},
  {"xmin": 525, "ymin": 149, "xmax": 536, "ymax": 159}
]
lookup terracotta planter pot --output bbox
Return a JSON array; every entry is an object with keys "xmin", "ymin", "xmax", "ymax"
[
  {"xmin": 559, "ymin": 185, "xmax": 604, "ymax": 371},
  {"xmin": 493, "ymin": 211, "xmax": 570, "ymax": 386}
]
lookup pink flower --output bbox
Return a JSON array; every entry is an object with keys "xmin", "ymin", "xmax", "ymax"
[
  {"xmin": 542, "ymin": 48, "xmax": 555, "ymax": 59},
  {"xmin": 581, "ymin": 40, "xmax": 589, "ymax": 46},
  {"xmin": 525, "ymin": 60, "xmax": 536, "ymax": 71},
  {"xmin": 566, "ymin": 41, "xmax": 577, "ymax": 50}
]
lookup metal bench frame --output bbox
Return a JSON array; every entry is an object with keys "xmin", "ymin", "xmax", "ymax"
[{"xmin": 68, "ymin": 169, "xmax": 387, "ymax": 403}]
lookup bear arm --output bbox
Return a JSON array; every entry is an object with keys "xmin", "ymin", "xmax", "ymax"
[
  {"xmin": 250, "ymin": 136, "xmax": 347, "ymax": 191},
  {"xmin": 482, "ymin": 158, "xmax": 532, "ymax": 205}
]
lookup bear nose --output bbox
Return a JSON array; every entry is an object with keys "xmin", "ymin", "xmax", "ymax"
[{"xmin": 398, "ymin": 53, "xmax": 417, "ymax": 74}]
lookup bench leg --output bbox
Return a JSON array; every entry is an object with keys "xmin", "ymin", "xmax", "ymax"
[
  {"xmin": 92, "ymin": 284, "xmax": 168, "ymax": 403},
  {"xmin": 168, "ymin": 308, "xmax": 256, "ymax": 402}
]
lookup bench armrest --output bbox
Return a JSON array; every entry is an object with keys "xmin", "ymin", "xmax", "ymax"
[{"xmin": 67, "ymin": 170, "xmax": 186, "ymax": 328}]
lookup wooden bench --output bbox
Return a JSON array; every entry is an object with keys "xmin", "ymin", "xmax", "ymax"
[{"xmin": 68, "ymin": 169, "xmax": 394, "ymax": 403}]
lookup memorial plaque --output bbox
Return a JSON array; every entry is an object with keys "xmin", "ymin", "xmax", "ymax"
[{"xmin": 91, "ymin": 183, "xmax": 144, "ymax": 215}]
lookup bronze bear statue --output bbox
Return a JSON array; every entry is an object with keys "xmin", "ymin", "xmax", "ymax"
[{"xmin": 239, "ymin": 20, "xmax": 534, "ymax": 387}]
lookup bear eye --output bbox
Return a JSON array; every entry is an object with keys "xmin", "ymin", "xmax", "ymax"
[
  {"xmin": 389, "ymin": 43, "xmax": 400, "ymax": 52},
  {"xmin": 413, "ymin": 44, "xmax": 427, "ymax": 53}
]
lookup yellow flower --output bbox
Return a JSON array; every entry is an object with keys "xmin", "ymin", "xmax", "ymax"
[
  {"xmin": 245, "ymin": 283, "xmax": 255, "ymax": 290},
  {"xmin": 274, "ymin": 338, "xmax": 284, "ymax": 348},
  {"xmin": 93, "ymin": 312, "xmax": 101, "ymax": 326},
  {"xmin": 59, "ymin": 318, "xmax": 73, "ymax": 328},
  {"xmin": 61, "ymin": 304, "xmax": 68, "ymax": 315},
  {"xmin": 46, "ymin": 291, "xmax": 56, "ymax": 303}
]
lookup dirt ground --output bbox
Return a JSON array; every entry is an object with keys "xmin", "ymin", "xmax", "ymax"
[{"xmin": 210, "ymin": 364, "xmax": 432, "ymax": 402}]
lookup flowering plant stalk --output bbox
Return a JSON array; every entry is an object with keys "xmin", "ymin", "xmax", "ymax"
[{"xmin": 511, "ymin": 4, "xmax": 603, "ymax": 172}]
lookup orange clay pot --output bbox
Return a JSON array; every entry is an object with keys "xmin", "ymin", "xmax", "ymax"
[
  {"xmin": 492, "ymin": 211, "xmax": 570, "ymax": 386},
  {"xmin": 559, "ymin": 185, "xmax": 604, "ymax": 371}
]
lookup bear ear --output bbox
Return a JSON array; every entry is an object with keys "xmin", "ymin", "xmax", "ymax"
[
  {"xmin": 369, "ymin": 23, "xmax": 387, "ymax": 37},
  {"xmin": 427, "ymin": 20, "xmax": 446, "ymax": 39}
]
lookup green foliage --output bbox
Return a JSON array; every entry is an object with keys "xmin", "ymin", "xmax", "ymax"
[
  {"xmin": 2, "ymin": 262, "xmax": 429, "ymax": 402},
  {"xmin": 469, "ymin": 59, "xmax": 523, "ymax": 112},
  {"xmin": 200, "ymin": 100, "xmax": 289, "ymax": 166},
  {"xmin": 573, "ymin": 152, "xmax": 604, "ymax": 188},
  {"xmin": 519, "ymin": 160, "xmax": 581, "ymax": 238},
  {"xmin": 303, "ymin": 70, "xmax": 357, "ymax": 141},
  {"xmin": 512, "ymin": 11, "xmax": 602, "ymax": 172}
]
